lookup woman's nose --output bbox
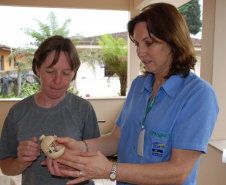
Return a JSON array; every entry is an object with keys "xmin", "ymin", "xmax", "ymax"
[
  {"xmin": 53, "ymin": 74, "xmax": 61, "ymax": 84},
  {"xmin": 136, "ymin": 45, "xmax": 146, "ymax": 58}
]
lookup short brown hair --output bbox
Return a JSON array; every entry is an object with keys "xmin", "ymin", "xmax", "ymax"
[
  {"xmin": 32, "ymin": 35, "xmax": 80, "ymax": 80},
  {"xmin": 127, "ymin": 3, "xmax": 197, "ymax": 78}
]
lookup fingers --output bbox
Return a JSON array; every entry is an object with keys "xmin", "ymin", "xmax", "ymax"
[
  {"xmin": 60, "ymin": 151, "xmax": 101, "ymax": 168},
  {"xmin": 56, "ymin": 137, "xmax": 73, "ymax": 145},
  {"xmin": 46, "ymin": 157, "xmax": 68, "ymax": 177},
  {"xmin": 80, "ymin": 151, "xmax": 98, "ymax": 157},
  {"xmin": 20, "ymin": 139, "xmax": 40, "ymax": 149},
  {"xmin": 57, "ymin": 137, "xmax": 78, "ymax": 150},
  {"xmin": 41, "ymin": 160, "xmax": 47, "ymax": 166},
  {"xmin": 17, "ymin": 145, "xmax": 40, "ymax": 157},
  {"xmin": 57, "ymin": 137, "xmax": 80, "ymax": 156},
  {"xmin": 59, "ymin": 151, "xmax": 112, "ymax": 181},
  {"xmin": 59, "ymin": 156, "xmax": 80, "ymax": 169},
  {"xmin": 17, "ymin": 142, "xmax": 40, "ymax": 158},
  {"xmin": 31, "ymin": 137, "xmax": 38, "ymax": 143},
  {"xmin": 47, "ymin": 157, "xmax": 59, "ymax": 175},
  {"xmin": 60, "ymin": 169, "xmax": 79, "ymax": 177},
  {"xmin": 17, "ymin": 138, "xmax": 41, "ymax": 165},
  {"xmin": 61, "ymin": 170, "xmax": 87, "ymax": 185},
  {"xmin": 66, "ymin": 178, "xmax": 87, "ymax": 185}
]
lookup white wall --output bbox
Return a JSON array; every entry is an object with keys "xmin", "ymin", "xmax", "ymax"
[
  {"xmin": 211, "ymin": 0, "xmax": 226, "ymax": 140},
  {"xmin": 76, "ymin": 62, "xmax": 121, "ymax": 98},
  {"xmin": 201, "ymin": 0, "xmax": 226, "ymax": 140}
]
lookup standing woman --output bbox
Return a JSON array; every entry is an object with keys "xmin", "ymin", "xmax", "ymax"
[
  {"xmin": 0, "ymin": 35, "xmax": 100, "ymax": 185},
  {"xmin": 49, "ymin": 3, "xmax": 218, "ymax": 185}
]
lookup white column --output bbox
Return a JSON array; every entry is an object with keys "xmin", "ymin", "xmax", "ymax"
[
  {"xmin": 203, "ymin": 0, "xmax": 226, "ymax": 140},
  {"xmin": 127, "ymin": 0, "xmax": 140, "ymax": 93}
]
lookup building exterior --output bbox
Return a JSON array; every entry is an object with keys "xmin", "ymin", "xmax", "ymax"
[
  {"xmin": 0, "ymin": 32, "xmax": 201, "ymax": 97},
  {"xmin": 0, "ymin": 44, "xmax": 18, "ymax": 71},
  {"xmin": 76, "ymin": 32, "xmax": 201, "ymax": 97}
]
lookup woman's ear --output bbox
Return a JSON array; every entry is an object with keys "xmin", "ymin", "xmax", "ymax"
[{"xmin": 35, "ymin": 66, "xmax": 40, "ymax": 77}]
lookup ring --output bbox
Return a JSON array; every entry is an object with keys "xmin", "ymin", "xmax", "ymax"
[{"xmin": 79, "ymin": 171, "xmax": 83, "ymax": 177}]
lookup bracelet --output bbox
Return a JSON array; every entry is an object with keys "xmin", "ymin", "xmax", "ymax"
[{"xmin": 82, "ymin": 140, "xmax": 88, "ymax": 152}]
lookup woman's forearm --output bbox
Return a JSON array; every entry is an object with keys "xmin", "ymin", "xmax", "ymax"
[
  {"xmin": 83, "ymin": 125, "xmax": 120, "ymax": 156},
  {"xmin": 0, "ymin": 158, "xmax": 29, "ymax": 175},
  {"xmin": 113, "ymin": 149, "xmax": 202, "ymax": 185}
]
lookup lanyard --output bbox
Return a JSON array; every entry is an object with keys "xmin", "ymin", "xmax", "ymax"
[
  {"xmin": 137, "ymin": 80, "xmax": 156, "ymax": 157},
  {"xmin": 141, "ymin": 79, "xmax": 156, "ymax": 128},
  {"xmin": 142, "ymin": 96, "xmax": 156, "ymax": 128}
]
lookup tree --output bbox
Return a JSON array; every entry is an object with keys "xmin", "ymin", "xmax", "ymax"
[
  {"xmin": 178, "ymin": 0, "xmax": 202, "ymax": 35},
  {"xmin": 8, "ymin": 11, "xmax": 82, "ymax": 96},
  {"xmin": 21, "ymin": 11, "xmax": 81, "ymax": 47},
  {"xmin": 80, "ymin": 34, "xmax": 128, "ymax": 96}
]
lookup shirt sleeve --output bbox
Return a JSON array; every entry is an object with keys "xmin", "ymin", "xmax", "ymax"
[
  {"xmin": 171, "ymin": 84, "xmax": 219, "ymax": 154},
  {"xmin": 116, "ymin": 76, "xmax": 141, "ymax": 128},
  {"xmin": 82, "ymin": 101, "xmax": 100, "ymax": 139},
  {"xmin": 0, "ymin": 111, "xmax": 19, "ymax": 159}
]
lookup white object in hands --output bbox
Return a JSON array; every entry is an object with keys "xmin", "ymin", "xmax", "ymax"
[{"xmin": 39, "ymin": 135, "xmax": 65, "ymax": 160}]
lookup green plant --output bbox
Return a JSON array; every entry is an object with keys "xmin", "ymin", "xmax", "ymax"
[
  {"xmin": 0, "ymin": 92, "xmax": 20, "ymax": 98},
  {"xmin": 178, "ymin": 0, "xmax": 202, "ymax": 35},
  {"xmin": 7, "ymin": 11, "xmax": 83, "ymax": 96},
  {"xmin": 80, "ymin": 34, "xmax": 128, "ymax": 96},
  {"xmin": 21, "ymin": 82, "xmax": 41, "ymax": 98},
  {"xmin": 67, "ymin": 85, "xmax": 80, "ymax": 96},
  {"xmin": 0, "ymin": 83, "xmax": 80, "ymax": 98}
]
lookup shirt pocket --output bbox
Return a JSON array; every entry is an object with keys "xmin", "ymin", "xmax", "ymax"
[{"xmin": 146, "ymin": 127, "xmax": 172, "ymax": 163}]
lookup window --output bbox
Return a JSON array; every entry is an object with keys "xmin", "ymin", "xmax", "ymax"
[
  {"xmin": 0, "ymin": 6, "xmax": 128, "ymax": 98},
  {"xmin": 0, "ymin": 56, "xmax": 4, "ymax": 70}
]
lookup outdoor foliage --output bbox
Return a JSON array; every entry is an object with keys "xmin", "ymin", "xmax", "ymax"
[
  {"xmin": 8, "ymin": 11, "xmax": 82, "ymax": 64},
  {"xmin": 20, "ymin": 82, "xmax": 40, "ymax": 98},
  {"xmin": 178, "ymin": 0, "xmax": 202, "ymax": 35},
  {"xmin": 7, "ymin": 11, "xmax": 82, "ymax": 96},
  {"xmin": 98, "ymin": 34, "xmax": 128, "ymax": 96},
  {"xmin": 0, "ymin": 83, "xmax": 79, "ymax": 98},
  {"xmin": 0, "ymin": 82, "xmax": 40, "ymax": 98},
  {"xmin": 80, "ymin": 34, "xmax": 128, "ymax": 96},
  {"xmin": 21, "ymin": 11, "xmax": 82, "ymax": 47}
]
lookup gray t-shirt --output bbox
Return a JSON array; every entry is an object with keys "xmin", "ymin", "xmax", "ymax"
[{"xmin": 0, "ymin": 92, "xmax": 100, "ymax": 185}]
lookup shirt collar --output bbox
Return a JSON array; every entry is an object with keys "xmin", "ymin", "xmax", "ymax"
[
  {"xmin": 162, "ymin": 75, "xmax": 184, "ymax": 99},
  {"xmin": 143, "ymin": 74, "xmax": 154, "ymax": 93},
  {"xmin": 140, "ymin": 73, "xmax": 184, "ymax": 99}
]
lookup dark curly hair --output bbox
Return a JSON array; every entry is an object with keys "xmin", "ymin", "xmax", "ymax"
[
  {"xmin": 32, "ymin": 35, "xmax": 80, "ymax": 80},
  {"xmin": 127, "ymin": 3, "xmax": 196, "ymax": 78}
]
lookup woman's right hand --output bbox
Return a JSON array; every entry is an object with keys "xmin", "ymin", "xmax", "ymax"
[
  {"xmin": 41, "ymin": 137, "xmax": 82, "ymax": 177},
  {"xmin": 56, "ymin": 137, "xmax": 83, "ymax": 156},
  {"xmin": 17, "ymin": 137, "xmax": 41, "ymax": 168}
]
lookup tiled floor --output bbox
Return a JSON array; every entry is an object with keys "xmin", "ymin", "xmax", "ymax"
[{"xmin": 0, "ymin": 170, "xmax": 116, "ymax": 185}]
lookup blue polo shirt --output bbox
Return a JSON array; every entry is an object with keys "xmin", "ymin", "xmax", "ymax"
[{"xmin": 116, "ymin": 72, "xmax": 219, "ymax": 185}]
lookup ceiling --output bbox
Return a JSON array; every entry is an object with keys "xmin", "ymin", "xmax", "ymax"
[
  {"xmin": 134, "ymin": 0, "xmax": 192, "ymax": 9},
  {"xmin": 0, "ymin": 0, "xmax": 192, "ymax": 11}
]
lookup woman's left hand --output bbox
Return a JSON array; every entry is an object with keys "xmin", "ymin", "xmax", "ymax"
[
  {"xmin": 41, "ymin": 157, "xmax": 76, "ymax": 177},
  {"xmin": 58, "ymin": 151, "xmax": 112, "ymax": 184}
]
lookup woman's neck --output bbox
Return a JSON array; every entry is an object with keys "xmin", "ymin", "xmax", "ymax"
[
  {"xmin": 152, "ymin": 76, "xmax": 166, "ymax": 98},
  {"xmin": 34, "ymin": 92, "xmax": 65, "ymax": 108}
]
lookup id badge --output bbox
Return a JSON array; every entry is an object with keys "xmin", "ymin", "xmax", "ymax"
[{"xmin": 137, "ymin": 128, "xmax": 145, "ymax": 157}]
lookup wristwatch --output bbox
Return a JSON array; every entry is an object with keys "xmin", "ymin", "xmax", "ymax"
[{"xmin": 110, "ymin": 162, "xmax": 117, "ymax": 181}]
